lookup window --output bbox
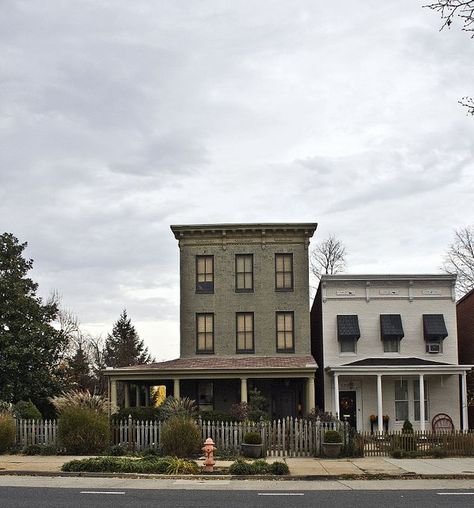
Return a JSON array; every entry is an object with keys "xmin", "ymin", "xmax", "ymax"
[
  {"xmin": 383, "ymin": 338, "xmax": 400, "ymax": 353},
  {"xmin": 395, "ymin": 380, "xmax": 409, "ymax": 421},
  {"xmin": 198, "ymin": 381, "xmax": 213, "ymax": 408},
  {"xmin": 340, "ymin": 337, "xmax": 356, "ymax": 353},
  {"xmin": 414, "ymin": 380, "xmax": 428, "ymax": 422},
  {"xmin": 196, "ymin": 255, "xmax": 214, "ymax": 293},
  {"xmin": 196, "ymin": 313, "xmax": 214, "ymax": 353},
  {"xmin": 235, "ymin": 254, "xmax": 253, "ymax": 292},
  {"xmin": 236, "ymin": 312, "xmax": 254, "ymax": 352},
  {"xmin": 276, "ymin": 312, "xmax": 294, "ymax": 352},
  {"xmin": 275, "ymin": 254, "xmax": 293, "ymax": 291}
]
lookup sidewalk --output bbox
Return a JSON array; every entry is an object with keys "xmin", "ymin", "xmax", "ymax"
[{"xmin": 1, "ymin": 454, "xmax": 474, "ymax": 478}]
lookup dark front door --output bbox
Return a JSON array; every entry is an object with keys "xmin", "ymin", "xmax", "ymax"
[
  {"xmin": 274, "ymin": 387, "xmax": 297, "ymax": 418},
  {"xmin": 339, "ymin": 391, "xmax": 357, "ymax": 428}
]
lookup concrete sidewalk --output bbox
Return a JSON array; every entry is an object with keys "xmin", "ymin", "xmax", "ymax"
[{"xmin": 1, "ymin": 454, "xmax": 474, "ymax": 478}]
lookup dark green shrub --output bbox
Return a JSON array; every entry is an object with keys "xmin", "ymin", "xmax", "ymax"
[
  {"xmin": 252, "ymin": 459, "xmax": 270, "ymax": 474},
  {"xmin": 269, "ymin": 461, "xmax": 289, "ymax": 475},
  {"xmin": 402, "ymin": 420, "xmax": 413, "ymax": 433},
  {"xmin": 160, "ymin": 415, "xmax": 201, "ymax": 458},
  {"xmin": 22, "ymin": 444, "xmax": 42, "ymax": 455},
  {"xmin": 114, "ymin": 407, "xmax": 165, "ymax": 421},
  {"xmin": 14, "ymin": 400, "xmax": 42, "ymax": 420},
  {"xmin": 229, "ymin": 460, "xmax": 257, "ymax": 475},
  {"xmin": 324, "ymin": 430, "xmax": 342, "ymax": 443},
  {"xmin": 57, "ymin": 407, "xmax": 109, "ymax": 454},
  {"xmin": 243, "ymin": 431, "xmax": 262, "ymax": 444},
  {"xmin": 391, "ymin": 449, "xmax": 403, "ymax": 459},
  {"xmin": 431, "ymin": 447, "xmax": 448, "ymax": 458},
  {"xmin": 0, "ymin": 412, "xmax": 16, "ymax": 453},
  {"xmin": 199, "ymin": 411, "xmax": 237, "ymax": 422},
  {"xmin": 106, "ymin": 444, "xmax": 128, "ymax": 456}
]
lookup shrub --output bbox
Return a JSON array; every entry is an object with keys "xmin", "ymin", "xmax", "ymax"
[
  {"xmin": 243, "ymin": 432, "xmax": 262, "ymax": 444},
  {"xmin": 61, "ymin": 456, "xmax": 198, "ymax": 474},
  {"xmin": 431, "ymin": 447, "xmax": 448, "ymax": 458},
  {"xmin": 13, "ymin": 400, "xmax": 42, "ymax": 420},
  {"xmin": 199, "ymin": 411, "xmax": 237, "ymax": 423},
  {"xmin": 323, "ymin": 430, "xmax": 342, "ymax": 443},
  {"xmin": 166, "ymin": 457, "xmax": 200, "ymax": 475},
  {"xmin": 252, "ymin": 459, "xmax": 270, "ymax": 474},
  {"xmin": 307, "ymin": 407, "xmax": 337, "ymax": 422},
  {"xmin": 391, "ymin": 449, "xmax": 403, "ymax": 459},
  {"xmin": 229, "ymin": 460, "xmax": 257, "ymax": 475},
  {"xmin": 0, "ymin": 412, "xmax": 16, "ymax": 454},
  {"xmin": 160, "ymin": 397, "xmax": 198, "ymax": 419},
  {"xmin": 50, "ymin": 390, "xmax": 110, "ymax": 413},
  {"xmin": 230, "ymin": 402, "xmax": 249, "ymax": 421},
  {"xmin": 392, "ymin": 434, "xmax": 417, "ymax": 452},
  {"xmin": 114, "ymin": 406, "xmax": 165, "ymax": 421},
  {"xmin": 269, "ymin": 461, "xmax": 289, "ymax": 475},
  {"xmin": 106, "ymin": 444, "xmax": 128, "ymax": 456},
  {"xmin": 22, "ymin": 444, "xmax": 42, "ymax": 455},
  {"xmin": 160, "ymin": 415, "xmax": 201, "ymax": 458},
  {"xmin": 57, "ymin": 407, "xmax": 110, "ymax": 454},
  {"xmin": 402, "ymin": 419, "xmax": 413, "ymax": 433}
]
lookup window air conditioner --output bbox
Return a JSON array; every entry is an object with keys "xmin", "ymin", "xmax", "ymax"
[{"xmin": 427, "ymin": 343, "xmax": 440, "ymax": 354}]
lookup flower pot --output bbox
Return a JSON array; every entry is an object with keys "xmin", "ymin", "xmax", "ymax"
[
  {"xmin": 241, "ymin": 443, "xmax": 263, "ymax": 458},
  {"xmin": 322, "ymin": 442, "xmax": 342, "ymax": 458}
]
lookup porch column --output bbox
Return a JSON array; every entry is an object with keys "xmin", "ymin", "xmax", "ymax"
[
  {"xmin": 135, "ymin": 385, "xmax": 141, "ymax": 407},
  {"xmin": 461, "ymin": 371, "xmax": 469, "ymax": 431},
  {"xmin": 306, "ymin": 376, "xmax": 315, "ymax": 413},
  {"xmin": 334, "ymin": 374, "xmax": 339, "ymax": 418},
  {"xmin": 174, "ymin": 378, "xmax": 180, "ymax": 399},
  {"xmin": 110, "ymin": 379, "xmax": 118, "ymax": 409},
  {"xmin": 376, "ymin": 374, "xmax": 383, "ymax": 433},
  {"xmin": 419, "ymin": 374, "xmax": 425, "ymax": 432},
  {"xmin": 144, "ymin": 386, "xmax": 150, "ymax": 407},
  {"xmin": 124, "ymin": 383, "xmax": 130, "ymax": 408},
  {"xmin": 240, "ymin": 378, "xmax": 248, "ymax": 403}
]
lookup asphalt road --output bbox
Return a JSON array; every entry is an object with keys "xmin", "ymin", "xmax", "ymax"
[{"xmin": 1, "ymin": 487, "xmax": 474, "ymax": 508}]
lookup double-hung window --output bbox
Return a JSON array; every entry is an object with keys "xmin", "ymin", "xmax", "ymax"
[
  {"xmin": 196, "ymin": 313, "xmax": 214, "ymax": 353},
  {"xmin": 395, "ymin": 380, "xmax": 409, "ymax": 421},
  {"xmin": 196, "ymin": 256, "xmax": 214, "ymax": 293},
  {"xmin": 236, "ymin": 312, "xmax": 254, "ymax": 353},
  {"xmin": 235, "ymin": 254, "xmax": 253, "ymax": 292},
  {"xmin": 275, "ymin": 254, "xmax": 293, "ymax": 291},
  {"xmin": 276, "ymin": 311, "xmax": 294, "ymax": 352}
]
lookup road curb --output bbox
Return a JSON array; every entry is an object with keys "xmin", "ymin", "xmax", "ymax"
[{"xmin": 1, "ymin": 470, "xmax": 474, "ymax": 481}]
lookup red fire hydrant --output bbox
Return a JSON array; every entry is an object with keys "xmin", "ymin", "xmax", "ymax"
[{"xmin": 202, "ymin": 437, "xmax": 216, "ymax": 472}]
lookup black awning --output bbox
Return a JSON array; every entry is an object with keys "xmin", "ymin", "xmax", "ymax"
[
  {"xmin": 380, "ymin": 314, "xmax": 404, "ymax": 340},
  {"xmin": 337, "ymin": 315, "xmax": 360, "ymax": 341},
  {"xmin": 423, "ymin": 314, "xmax": 448, "ymax": 341}
]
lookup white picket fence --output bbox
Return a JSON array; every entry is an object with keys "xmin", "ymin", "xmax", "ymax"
[
  {"xmin": 16, "ymin": 419, "xmax": 57, "ymax": 447},
  {"xmin": 16, "ymin": 417, "xmax": 348, "ymax": 457}
]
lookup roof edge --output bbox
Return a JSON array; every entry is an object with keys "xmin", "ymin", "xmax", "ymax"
[{"xmin": 170, "ymin": 223, "xmax": 318, "ymax": 238}]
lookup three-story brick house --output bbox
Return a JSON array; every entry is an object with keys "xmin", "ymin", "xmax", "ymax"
[{"xmin": 105, "ymin": 223, "xmax": 318, "ymax": 418}]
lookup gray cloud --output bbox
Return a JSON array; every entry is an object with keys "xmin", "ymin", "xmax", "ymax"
[{"xmin": 1, "ymin": 1, "xmax": 473, "ymax": 358}]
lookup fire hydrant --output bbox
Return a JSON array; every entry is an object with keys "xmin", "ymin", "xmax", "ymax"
[{"xmin": 202, "ymin": 437, "xmax": 216, "ymax": 472}]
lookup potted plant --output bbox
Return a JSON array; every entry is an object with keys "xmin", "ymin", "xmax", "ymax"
[
  {"xmin": 241, "ymin": 431, "xmax": 263, "ymax": 458},
  {"xmin": 322, "ymin": 430, "xmax": 343, "ymax": 458}
]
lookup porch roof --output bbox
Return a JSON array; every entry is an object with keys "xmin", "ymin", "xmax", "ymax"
[
  {"xmin": 103, "ymin": 355, "xmax": 318, "ymax": 380},
  {"xmin": 327, "ymin": 356, "xmax": 473, "ymax": 376}
]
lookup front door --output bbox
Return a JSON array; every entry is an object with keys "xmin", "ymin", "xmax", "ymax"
[{"xmin": 339, "ymin": 391, "xmax": 357, "ymax": 428}]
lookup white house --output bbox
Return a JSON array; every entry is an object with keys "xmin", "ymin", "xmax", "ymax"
[{"xmin": 311, "ymin": 274, "xmax": 472, "ymax": 432}]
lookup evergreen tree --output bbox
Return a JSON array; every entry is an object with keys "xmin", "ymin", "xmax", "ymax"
[
  {"xmin": 103, "ymin": 310, "xmax": 151, "ymax": 367},
  {"xmin": 0, "ymin": 233, "xmax": 68, "ymax": 402},
  {"xmin": 67, "ymin": 341, "xmax": 94, "ymax": 391}
]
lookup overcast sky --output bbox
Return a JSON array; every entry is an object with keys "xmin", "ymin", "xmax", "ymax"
[{"xmin": 2, "ymin": 1, "xmax": 473, "ymax": 360}]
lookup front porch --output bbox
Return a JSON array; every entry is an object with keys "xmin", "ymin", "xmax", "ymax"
[
  {"xmin": 104, "ymin": 355, "xmax": 317, "ymax": 419},
  {"xmin": 326, "ymin": 358, "xmax": 472, "ymax": 432}
]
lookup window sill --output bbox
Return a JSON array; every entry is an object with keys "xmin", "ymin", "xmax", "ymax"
[
  {"xmin": 277, "ymin": 349, "xmax": 295, "ymax": 354},
  {"xmin": 195, "ymin": 290, "xmax": 214, "ymax": 295},
  {"xmin": 235, "ymin": 289, "xmax": 254, "ymax": 294},
  {"xmin": 275, "ymin": 288, "xmax": 294, "ymax": 292},
  {"xmin": 236, "ymin": 350, "xmax": 255, "ymax": 354},
  {"xmin": 195, "ymin": 351, "xmax": 215, "ymax": 355},
  {"xmin": 339, "ymin": 352, "xmax": 357, "ymax": 356}
]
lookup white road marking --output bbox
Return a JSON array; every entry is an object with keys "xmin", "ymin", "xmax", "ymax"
[
  {"xmin": 437, "ymin": 492, "xmax": 474, "ymax": 495},
  {"xmin": 80, "ymin": 491, "xmax": 126, "ymax": 495},
  {"xmin": 258, "ymin": 493, "xmax": 304, "ymax": 496}
]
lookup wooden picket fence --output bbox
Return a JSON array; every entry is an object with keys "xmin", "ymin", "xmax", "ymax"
[
  {"xmin": 110, "ymin": 416, "xmax": 348, "ymax": 457},
  {"xmin": 355, "ymin": 430, "xmax": 474, "ymax": 457},
  {"xmin": 15, "ymin": 419, "xmax": 57, "ymax": 447}
]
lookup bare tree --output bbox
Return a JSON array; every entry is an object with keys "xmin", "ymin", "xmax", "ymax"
[
  {"xmin": 310, "ymin": 234, "xmax": 347, "ymax": 280},
  {"xmin": 442, "ymin": 224, "xmax": 474, "ymax": 296},
  {"xmin": 424, "ymin": 1, "xmax": 474, "ymax": 115}
]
